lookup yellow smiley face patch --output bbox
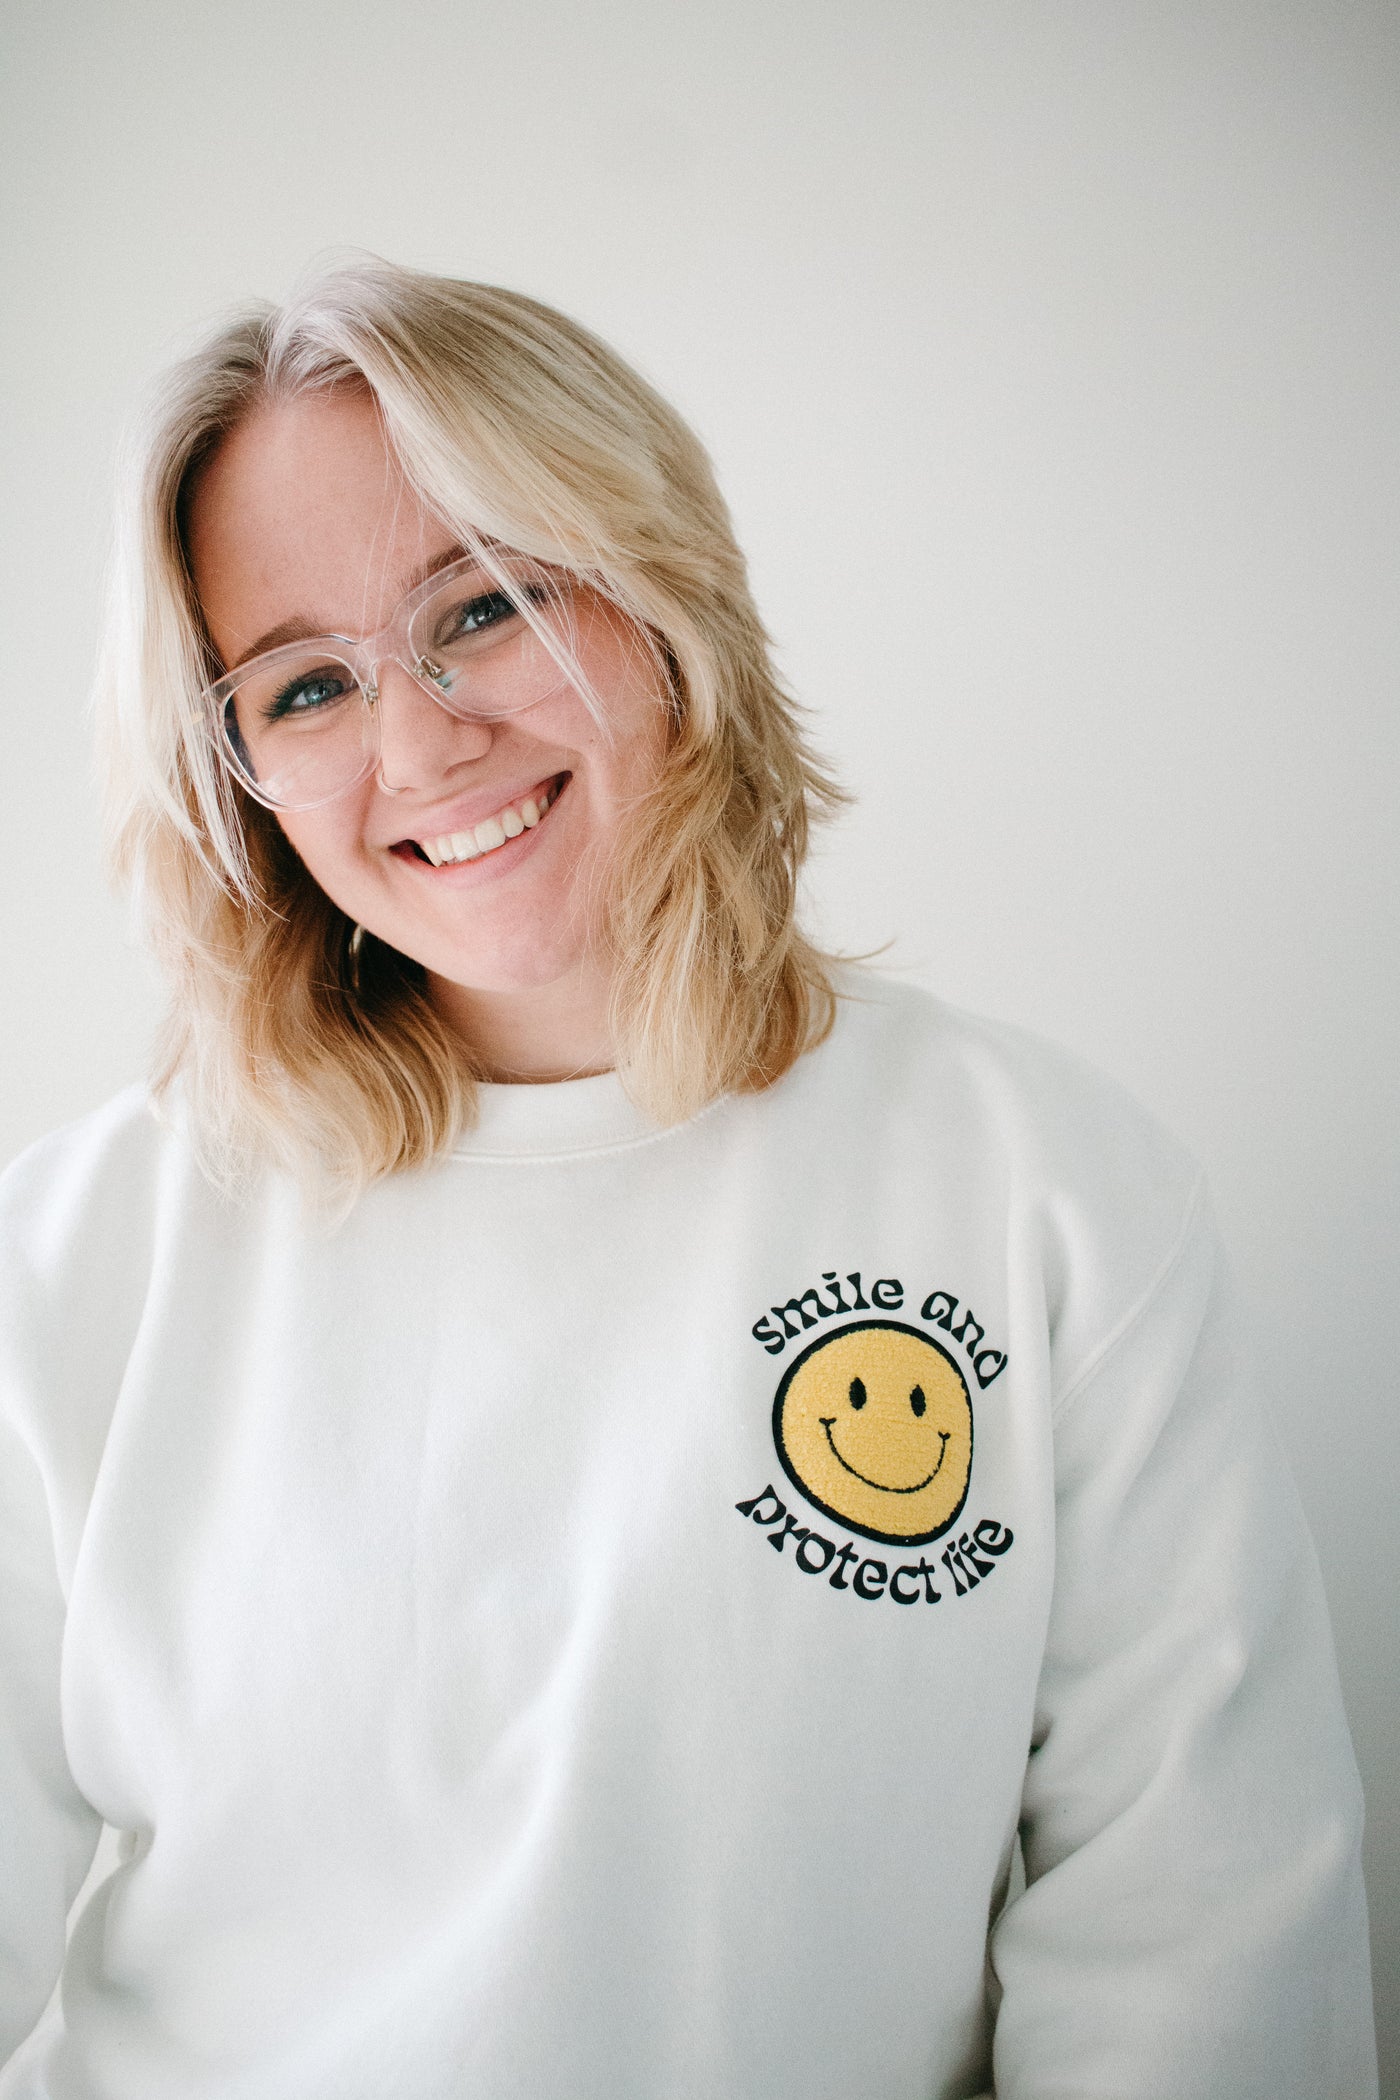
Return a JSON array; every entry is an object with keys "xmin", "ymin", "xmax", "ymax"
[{"xmin": 773, "ymin": 1321, "xmax": 973, "ymax": 1545}]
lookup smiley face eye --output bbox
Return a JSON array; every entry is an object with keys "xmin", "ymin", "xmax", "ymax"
[
  {"xmin": 910, "ymin": 1385, "xmax": 927, "ymax": 1417},
  {"xmin": 848, "ymin": 1377, "xmax": 867, "ymax": 1410}
]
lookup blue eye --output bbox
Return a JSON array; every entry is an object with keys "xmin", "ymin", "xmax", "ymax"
[
  {"xmin": 432, "ymin": 581, "xmax": 557, "ymax": 655},
  {"xmin": 264, "ymin": 667, "xmax": 355, "ymax": 723},
  {"xmin": 442, "ymin": 589, "xmax": 519, "ymax": 642}
]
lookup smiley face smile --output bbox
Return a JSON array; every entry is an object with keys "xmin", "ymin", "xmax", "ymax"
[{"xmin": 818, "ymin": 1418, "xmax": 949, "ymax": 1494}]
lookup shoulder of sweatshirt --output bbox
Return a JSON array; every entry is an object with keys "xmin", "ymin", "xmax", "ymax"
[
  {"xmin": 0, "ymin": 1083, "xmax": 181, "ymax": 1283},
  {"xmin": 818, "ymin": 968, "xmax": 1203, "ymax": 1217},
  {"xmin": 815, "ymin": 970, "xmax": 1211, "ymax": 1400},
  {"xmin": 0, "ymin": 1086, "xmax": 212, "ymax": 1473}
]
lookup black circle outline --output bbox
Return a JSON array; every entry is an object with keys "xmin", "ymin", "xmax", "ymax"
[{"xmin": 771, "ymin": 1318, "xmax": 974, "ymax": 1546}]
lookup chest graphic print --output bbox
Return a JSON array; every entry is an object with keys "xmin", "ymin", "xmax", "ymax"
[
  {"xmin": 738, "ymin": 1270, "xmax": 1014, "ymax": 1605},
  {"xmin": 773, "ymin": 1321, "xmax": 972, "ymax": 1546}
]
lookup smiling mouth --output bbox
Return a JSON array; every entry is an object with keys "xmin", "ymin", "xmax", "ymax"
[
  {"xmin": 395, "ymin": 772, "xmax": 568, "ymax": 866},
  {"xmin": 819, "ymin": 1419, "xmax": 949, "ymax": 1494}
]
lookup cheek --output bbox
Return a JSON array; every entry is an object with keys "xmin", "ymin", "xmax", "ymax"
[
  {"xmin": 565, "ymin": 621, "xmax": 674, "ymax": 788},
  {"xmin": 597, "ymin": 708, "xmax": 672, "ymax": 822},
  {"xmin": 274, "ymin": 808, "xmax": 372, "ymax": 904}
]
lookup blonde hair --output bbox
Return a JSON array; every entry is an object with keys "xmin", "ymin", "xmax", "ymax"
[{"xmin": 98, "ymin": 255, "xmax": 844, "ymax": 1200}]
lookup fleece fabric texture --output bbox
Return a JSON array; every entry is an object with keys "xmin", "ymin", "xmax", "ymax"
[{"xmin": 0, "ymin": 978, "xmax": 1377, "ymax": 2098}]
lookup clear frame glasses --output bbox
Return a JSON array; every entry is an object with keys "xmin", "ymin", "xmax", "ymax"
[{"xmin": 201, "ymin": 551, "xmax": 579, "ymax": 812}]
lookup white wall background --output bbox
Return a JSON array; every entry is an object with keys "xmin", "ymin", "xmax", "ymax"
[{"xmin": 1, "ymin": 0, "xmax": 1395, "ymax": 2083}]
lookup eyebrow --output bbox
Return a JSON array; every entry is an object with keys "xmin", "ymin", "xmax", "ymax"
[{"xmin": 229, "ymin": 542, "xmax": 471, "ymax": 668}]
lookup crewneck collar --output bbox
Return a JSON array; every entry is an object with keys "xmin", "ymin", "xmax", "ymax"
[{"xmin": 452, "ymin": 1068, "xmax": 680, "ymax": 1161}]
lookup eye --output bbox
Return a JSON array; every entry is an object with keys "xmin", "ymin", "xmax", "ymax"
[
  {"xmin": 433, "ymin": 587, "xmax": 528, "ymax": 651},
  {"xmin": 848, "ymin": 1378, "xmax": 867, "ymax": 1410},
  {"xmin": 264, "ymin": 665, "xmax": 356, "ymax": 723},
  {"xmin": 909, "ymin": 1385, "xmax": 927, "ymax": 1417}
]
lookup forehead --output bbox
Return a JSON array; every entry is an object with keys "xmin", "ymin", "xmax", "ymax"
[{"xmin": 184, "ymin": 388, "xmax": 451, "ymax": 662}]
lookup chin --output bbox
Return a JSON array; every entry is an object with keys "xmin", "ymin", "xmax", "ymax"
[{"xmin": 427, "ymin": 940, "xmax": 595, "ymax": 1001}]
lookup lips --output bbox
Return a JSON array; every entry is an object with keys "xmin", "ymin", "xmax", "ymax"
[{"xmin": 392, "ymin": 773, "xmax": 568, "ymax": 867}]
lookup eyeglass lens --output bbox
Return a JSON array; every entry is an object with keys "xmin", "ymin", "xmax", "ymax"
[{"xmin": 218, "ymin": 563, "xmax": 574, "ymax": 810}]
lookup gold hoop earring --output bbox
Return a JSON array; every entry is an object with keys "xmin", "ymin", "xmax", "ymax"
[{"xmin": 346, "ymin": 921, "xmax": 365, "ymax": 994}]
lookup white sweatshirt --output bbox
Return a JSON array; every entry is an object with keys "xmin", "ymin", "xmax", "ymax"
[{"xmin": 0, "ymin": 978, "xmax": 1376, "ymax": 2099}]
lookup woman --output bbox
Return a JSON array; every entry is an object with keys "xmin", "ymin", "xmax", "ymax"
[{"xmin": 0, "ymin": 258, "xmax": 1376, "ymax": 2097}]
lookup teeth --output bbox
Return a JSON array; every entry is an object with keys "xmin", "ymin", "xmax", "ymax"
[{"xmin": 417, "ymin": 783, "xmax": 555, "ymax": 867}]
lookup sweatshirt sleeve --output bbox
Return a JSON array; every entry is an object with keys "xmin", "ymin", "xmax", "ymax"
[
  {"xmin": 0, "ymin": 1403, "xmax": 102, "ymax": 2056},
  {"xmin": 988, "ymin": 1187, "xmax": 1377, "ymax": 2099},
  {"xmin": 0, "ymin": 1106, "xmax": 151, "ymax": 2065}
]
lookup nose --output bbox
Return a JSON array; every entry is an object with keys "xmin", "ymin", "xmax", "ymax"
[{"xmin": 371, "ymin": 655, "xmax": 494, "ymax": 796}]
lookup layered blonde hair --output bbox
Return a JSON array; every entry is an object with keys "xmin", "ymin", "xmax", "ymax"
[{"xmin": 98, "ymin": 255, "xmax": 843, "ymax": 1199}]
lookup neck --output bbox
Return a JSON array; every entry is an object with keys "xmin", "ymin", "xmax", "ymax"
[{"xmin": 428, "ymin": 963, "xmax": 617, "ymax": 1084}]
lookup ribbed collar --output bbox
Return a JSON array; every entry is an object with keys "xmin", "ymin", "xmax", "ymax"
[{"xmin": 451, "ymin": 1068, "xmax": 678, "ymax": 1161}]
